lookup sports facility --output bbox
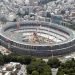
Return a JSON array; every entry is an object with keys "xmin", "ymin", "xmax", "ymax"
[{"xmin": 0, "ymin": 21, "xmax": 75, "ymax": 56}]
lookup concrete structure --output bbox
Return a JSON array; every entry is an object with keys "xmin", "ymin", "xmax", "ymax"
[{"xmin": 0, "ymin": 20, "xmax": 75, "ymax": 56}]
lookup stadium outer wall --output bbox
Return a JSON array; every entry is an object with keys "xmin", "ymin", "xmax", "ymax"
[{"xmin": 0, "ymin": 21, "xmax": 75, "ymax": 57}]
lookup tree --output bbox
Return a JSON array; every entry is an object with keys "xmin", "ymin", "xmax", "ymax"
[
  {"xmin": 0, "ymin": 16, "xmax": 7, "ymax": 24},
  {"xmin": 31, "ymin": 71, "xmax": 39, "ymax": 75},
  {"xmin": 57, "ymin": 71, "xmax": 64, "ymax": 75},
  {"xmin": 47, "ymin": 57, "xmax": 61, "ymax": 68},
  {"xmin": 0, "ymin": 54, "xmax": 4, "ymax": 65},
  {"xmin": 61, "ymin": 10, "xmax": 65, "ymax": 15},
  {"xmin": 27, "ymin": 64, "xmax": 36, "ymax": 74},
  {"xmin": 23, "ymin": 56, "xmax": 32, "ymax": 64}
]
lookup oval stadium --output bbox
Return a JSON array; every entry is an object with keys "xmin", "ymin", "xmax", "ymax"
[{"xmin": 0, "ymin": 21, "xmax": 75, "ymax": 56}]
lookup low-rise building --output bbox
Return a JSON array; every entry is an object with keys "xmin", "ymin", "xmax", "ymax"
[{"xmin": 1, "ymin": 62, "xmax": 21, "ymax": 75}]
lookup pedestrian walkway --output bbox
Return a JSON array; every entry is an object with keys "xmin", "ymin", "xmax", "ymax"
[{"xmin": 51, "ymin": 68, "xmax": 58, "ymax": 75}]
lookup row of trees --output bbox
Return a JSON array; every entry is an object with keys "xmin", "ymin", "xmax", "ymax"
[
  {"xmin": 0, "ymin": 52, "xmax": 61, "ymax": 68},
  {"xmin": 0, "ymin": 53, "xmax": 32, "ymax": 65}
]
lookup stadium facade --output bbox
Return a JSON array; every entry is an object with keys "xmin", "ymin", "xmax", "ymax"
[{"xmin": 0, "ymin": 21, "xmax": 75, "ymax": 56}]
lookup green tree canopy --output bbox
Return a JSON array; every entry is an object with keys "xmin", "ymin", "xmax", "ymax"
[
  {"xmin": 0, "ymin": 53, "xmax": 4, "ymax": 65},
  {"xmin": 47, "ymin": 57, "xmax": 61, "ymax": 68},
  {"xmin": 31, "ymin": 70, "xmax": 39, "ymax": 75}
]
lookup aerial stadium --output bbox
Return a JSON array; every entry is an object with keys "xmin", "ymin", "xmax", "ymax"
[{"xmin": 0, "ymin": 20, "xmax": 75, "ymax": 56}]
